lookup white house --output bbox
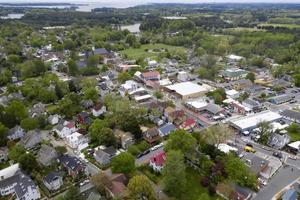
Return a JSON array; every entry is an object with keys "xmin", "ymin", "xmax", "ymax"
[
  {"xmin": 0, "ymin": 164, "xmax": 40, "ymax": 200},
  {"xmin": 92, "ymin": 103, "xmax": 107, "ymax": 117},
  {"xmin": 53, "ymin": 121, "xmax": 76, "ymax": 138},
  {"xmin": 65, "ymin": 132, "xmax": 89, "ymax": 151},
  {"xmin": 177, "ymin": 71, "xmax": 189, "ymax": 82},
  {"xmin": 43, "ymin": 172, "xmax": 63, "ymax": 191},
  {"xmin": 149, "ymin": 151, "xmax": 166, "ymax": 173},
  {"xmin": 7, "ymin": 126, "xmax": 25, "ymax": 141},
  {"xmin": 119, "ymin": 80, "xmax": 139, "ymax": 97},
  {"xmin": 48, "ymin": 114, "xmax": 61, "ymax": 125}
]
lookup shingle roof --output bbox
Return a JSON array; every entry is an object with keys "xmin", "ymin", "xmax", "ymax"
[
  {"xmin": 158, "ymin": 123, "xmax": 176, "ymax": 137},
  {"xmin": 281, "ymin": 109, "xmax": 300, "ymax": 121}
]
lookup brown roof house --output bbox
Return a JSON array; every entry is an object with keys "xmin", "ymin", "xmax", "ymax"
[
  {"xmin": 106, "ymin": 173, "xmax": 128, "ymax": 198},
  {"xmin": 143, "ymin": 127, "xmax": 161, "ymax": 144},
  {"xmin": 114, "ymin": 129, "xmax": 134, "ymax": 150}
]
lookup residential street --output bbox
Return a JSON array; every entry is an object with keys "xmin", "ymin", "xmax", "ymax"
[{"xmin": 135, "ymin": 146, "xmax": 164, "ymax": 165}]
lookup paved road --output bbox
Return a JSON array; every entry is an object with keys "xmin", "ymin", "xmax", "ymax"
[
  {"xmin": 254, "ymin": 165, "xmax": 300, "ymax": 200},
  {"xmin": 135, "ymin": 146, "xmax": 164, "ymax": 165}
]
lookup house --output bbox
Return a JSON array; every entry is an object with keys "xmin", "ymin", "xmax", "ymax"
[
  {"xmin": 7, "ymin": 126, "xmax": 25, "ymax": 141},
  {"xmin": 119, "ymin": 80, "xmax": 139, "ymax": 97},
  {"xmin": 168, "ymin": 109, "xmax": 186, "ymax": 125},
  {"xmin": 282, "ymin": 188, "xmax": 298, "ymax": 200},
  {"xmin": 114, "ymin": 130, "xmax": 134, "ymax": 150},
  {"xmin": 217, "ymin": 183, "xmax": 252, "ymax": 200},
  {"xmin": 82, "ymin": 99, "xmax": 94, "ymax": 109},
  {"xmin": 106, "ymin": 173, "xmax": 128, "ymax": 198},
  {"xmin": 19, "ymin": 130, "xmax": 42, "ymax": 149},
  {"xmin": 77, "ymin": 112, "xmax": 92, "ymax": 125},
  {"xmin": 158, "ymin": 123, "xmax": 176, "ymax": 137},
  {"xmin": 232, "ymin": 79, "xmax": 253, "ymax": 91},
  {"xmin": 221, "ymin": 68, "xmax": 248, "ymax": 81},
  {"xmin": 180, "ymin": 118, "xmax": 196, "ymax": 131},
  {"xmin": 281, "ymin": 109, "xmax": 300, "ymax": 124},
  {"xmin": 242, "ymin": 99, "xmax": 261, "ymax": 111},
  {"xmin": 58, "ymin": 154, "xmax": 85, "ymax": 178},
  {"xmin": 149, "ymin": 151, "xmax": 166, "ymax": 172},
  {"xmin": 268, "ymin": 94, "xmax": 294, "ymax": 105},
  {"xmin": 177, "ymin": 71, "xmax": 189, "ymax": 82},
  {"xmin": 0, "ymin": 148, "xmax": 8, "ymax": 163},
  {"xmin": 94, "ymin": 146, "xmax": 117, "ymax": 165},
  {"xmin": 48, "ymin": 114, "xmax": 61, "ymax": 125},
  {"xmin": 37, "ymin": 144, "xmax": 58, "ymax": 166},
  {"xmin": 43, "ymin": 172, "xmax": 63, "ymax": 191},
  {"xmin": 92, "ymin": 102, "xmax": 106, "ymax": 117},
  {"xmin": 143, "ymin": 127, "xmax": 161, "ymax": 144},
  {"xmin": 164, "ymin": 106, "xmax": 175, "ymax": 118},
  {"xmin": 29, "ymin": 102, "xmax": 46, "ymax": 118},
  {"xmin": 141, "ymin": 71, "xmax": 160, "ymax": 82},
  {"xmin": 226, "ymin": 89, "xmax": 239, "ymax": 99},
  {"xmin": 65, "ymin": 132, "xmax": 89, "ymax": 151},
  {"xmin": 268, "ymin": 133, "xmax": 290, "ymax": 150},
  {"xmin": 53, "ymin": 121, "xmax": 76, "ymax": 138},
  {"xmin": 0, "ymin": 164, "xmax": 40, "ymax": 200}
]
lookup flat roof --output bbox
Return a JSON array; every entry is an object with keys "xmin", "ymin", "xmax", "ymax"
[
  {"xmin": 229, "ymin": 111, "xmax": 282, "ymax": 130},
  {"xmin": 165, "ymin": 82, "xmax": 210, "ymax": 96}
]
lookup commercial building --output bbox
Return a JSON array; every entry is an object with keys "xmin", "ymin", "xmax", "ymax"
[
  {"xmin": 164, "ymin": 82, "xmax": 212, "ymax": 101},
  {"xmin": 229, "ymin": 111, "xmax": 282, "ymax": 131},
  {"xmin": 268, "ymin": 94, "xmax": 294, "ymax": 105}
]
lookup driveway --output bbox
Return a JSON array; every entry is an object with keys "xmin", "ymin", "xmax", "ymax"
[
  {"xmin": 135, "ymin": 146, "xmax": 164, "ymax": 165},
  {"xmin": 254, "ymin": 165, "xmax": 300, "ymax": 200}
]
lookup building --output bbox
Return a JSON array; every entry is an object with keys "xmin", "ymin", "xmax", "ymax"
[
  {"xmin": 180, "ymin": 118, "xmax": 196, "ymax": 131},
  {"xmin": 281, "ymin": 109, "xmax": 300, "ymax": 124},
  {"xmin": 19, "ymin": 130, "xmax": 42, "ymax": 149},
  {"xmin": 37, "ymin": 144, "xmax": 58, "ymax": 166},
  {"xmin": 141, "ymin": 71, "xmax": 160, "ymax": 82},
  {"xmin": 77, "ymin": 112, "xmax": 92, "ymax": 125},
  {"xmin": 232, "ymin": 79, "xmax": 253, "ymax": 91},
  {"xmin": 114, "ymin": 130, "xmax": 134, "ymax": 150},
  {"xmin": 0, "ymin": 164, "xmax": 40, "ymax": 200},
  {"xmin": 106, "ymin": 173, "xmax": 128, "ymax": 198},
  {"xmin": 164, "ymin": 82, "xmax": 212, "ymax": 101},
  {"xmin": 242, "ymin": 154, "xmax": 269, "ymax": 176},
  {"xmin": 92, "ymin": 102, "xmax": 106, "ymax": 117},
  {"xmin": 48, "ymin": 114, "xmax": 61, "ymax": 125},
  {"xmin": 221, "ymin": 68, "xmax": 248, "ymax": 81},
  {"xmin": 177, "ymin": 71, "xmax": 189, "ymax": 82},
  {"xmin": 43, "ymin": 172, "xmax": 63, "ymax": 191},
  {"xmin": 119, "ymin": 80, "xmax": 139, "ymax": 97},
  {"xmin": 217, "ymin": 143, "xmax": 238, "ymax": 154},
  {"xmin": 158, "ymin": 123, "xmax": 176, "ymax": 137},
  {"xmin": 229, "ymin": 111, "xmax": 282, "ymax": 131},
  {"xmin": 94, "ymin": 146, "xmax": 117, "ymax": 165},
  {"xmin": 288, "ymin": 141, "xmax": 300, "ymax": 152},
  {"xmin": 53, "ymin": 121, "xmax": 76, "ymax": 138},
  {"xmin": 65, "ymin": 132, "xmax": 89, "ymax": 151},
  {"xmin": 149, "ymin": 151, "xmax": 166, "ymax": 173},
  {"xmin": 268, "ymin": 133, "xmax": 290, "ymax": 150},
  {"xmin": 269, "ymin": 94, "xmax": 294, "ymax": 105},
  {"xmin": 226, "ymin": 54, "xmax": 245, "ymax": 64},
  {"xmin": 58, "ymin": 154, "xmax": 85, "ymax": 178},
  {"xmin": 242, "ymin": 99, "xmax": 261, "ymax": 111},
  {"xmin": 7, "ymin": 126, "xmax": 25, "ymax": 141},
  {"xmin": 226, "ymin": 89, "xmax": 239, "ymax": 99},
  {"xmin": 143, "ymin": 127, "xmax": 161, "ymax": 144}
]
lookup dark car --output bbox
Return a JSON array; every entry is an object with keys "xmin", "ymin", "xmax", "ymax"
[
  {"xmin": 246, "ymin": 143, "xmax": 253, "ymax": 148},
  {"xmin": 273, "ymin": 152, "xmax": 283, "ymax": 159}
]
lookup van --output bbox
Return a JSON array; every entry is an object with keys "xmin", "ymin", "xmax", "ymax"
[{"xmin": 244, "ymin": 146, "xmax": 256, "ymax": 153}]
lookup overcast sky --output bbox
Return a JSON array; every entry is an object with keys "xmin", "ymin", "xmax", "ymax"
[{"xmin": 2, "ymin": 0, "xmax": 300, "ymax": 3}]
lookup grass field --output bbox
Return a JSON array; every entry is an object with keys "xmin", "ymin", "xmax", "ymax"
[
  {"xmin": 257, "ymin": 23, "xmax": 300, "ymax": 29},
  {"xmin": 120, "ymin": 43, "xmax": 186, "ymax": 60}
]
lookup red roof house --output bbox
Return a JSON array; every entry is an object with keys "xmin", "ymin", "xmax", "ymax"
[
  {"xmin": 149, "ymin": 151, "xmax": 166, "ymax": 172},
  {"xmin": 180, "ymin": 118, "xmax": 196, "ymax": 130}
]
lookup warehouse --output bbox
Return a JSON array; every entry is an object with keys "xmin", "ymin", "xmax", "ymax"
[
  {"xmin": 229, "ymin": 111, "xmax": 282, "ymax": 132},
  {"xmin": 164, "ymin": 82, "xmax": 212, "ymax": 101}
]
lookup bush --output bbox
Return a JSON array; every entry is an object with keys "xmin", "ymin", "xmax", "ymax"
[
  {"xmin": 208, "ymin": 185, "xmax": 216, "ymax": 196},
  {"xmin": 200, "ymin": 176, "xmax": 210, "ymax": 187}
]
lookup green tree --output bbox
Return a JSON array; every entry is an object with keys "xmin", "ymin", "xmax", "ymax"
[
  {"xmin": 87, "ymin": 55, "xmax": 99, "ymax": 67},
  {"xmin": 5, "ymin": 100, "xmax": 28, "ymax": 126},
  {"xmin": 19, "ymin": 153, "xmax": 39, "ymax": 173},
  {"xmin": 20, "ymin": 118, "xmax": 39, "ymax": 131},
  {"xmin": 0, "ymin": 69, "xmax": 12, "ymax": 85},
  {"xmin": 0, "ymin": 123, "xmax": 8, "ymax": 146},
  {"xmin": 8, "ymin": 145, "xmax": 26, "ymax": 161},
  {"xmin": 89, "ymin": 119, "xmax": 115, "ymax": 146},
  {"xmin": 118, "ymin": 72, "xmax": 131, "ymax": 83},
  {"xmin": 83, "ymin": 88, "xmax": 98, "ymax": 103},
  {"xmin": 111, "ymin": 152, "xmax": 135, "ymax": 175},
  {"xmin": 201, "ymin": 124, "xmax": 234, "ymax": 146},
  {"xmin": 164, "ymin": 129, "xmax": 197, "ymax": 157},
  {"xmin": 246, "ymin": 72, "xmax": 256, "ymax": 83},
  {"xmin": 257, "ymin": 121, "xmax": 271, "ymax": 145},
  {"xmin": 294, "ymin": 74, "xmax": 300, "ymax": 87},
  {"xmin": 126, "ymin": 175, "xmax": 156, "ymax": 200},
  {"xmin": 163, "ymin": 150, "xmax": 186, "ymax": 197},
  {"xmin": 64, "ymin": 186, "xmax": 82, "ymax": 200},
  {"xmin": 90, "ymin": 172, "xmax": 112, "ymax": 194},
  {"xmin": 67, "ymin": 59, "xmax": 79, "ymax": 76}
]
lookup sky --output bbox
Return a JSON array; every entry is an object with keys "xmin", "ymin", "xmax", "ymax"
[{"xmin": 2, "ymin": 0, "xmax": 300, "ymax": 3}]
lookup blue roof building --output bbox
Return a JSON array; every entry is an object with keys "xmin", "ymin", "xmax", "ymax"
[
  {"xmin": 158, "ymin": 123, "xmax": 176, "ymax": 137},
  {"xmin": 282, "ymin": 188, "xmax": 298, "ymax": 200}
]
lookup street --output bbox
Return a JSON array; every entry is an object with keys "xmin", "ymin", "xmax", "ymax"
[{"xmin": 135, "ymin": 146, "xmax": 164, "ymax": 165}]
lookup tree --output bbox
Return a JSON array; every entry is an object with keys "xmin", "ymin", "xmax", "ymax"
[
  {"xmin": 55, "ymin": 146, "xmax": 67, "ymax": 154},
  {"xmin": 20, "ymin": 118, "xmax": 39, "ymax": 131},
  {"xmin": 246, "ymin": 72, "xmax": 256, "ymax": 83},
  {"xmin": 8, "ymin": 145, "xmax": 26, "ymax": 161},
  {"xmin": 67, "ymin": 59, "xmax": 79, "ymax": 76},
  {"xmin": 90, "ymin": 172, "xmax": 112, "ymax": 194},
  {"xmin": 111, "ymin": 152, "xmax": 135, "ymax": 175},
  {"xmin": 87, "ymin": 55, "xmax": 99, "ymax": 67},
  {"xmin": 83, "ymin": 88, "xmax": 98, "ymax": 103},
  {"xmin": 0, "ymin": 123, "xmax": 8, "ymax": 146},
  {"xmin": 163, "ymin": 150, "xmax": 186, "ymax": 197},
  {"xmin": 294, "ymin": 74, "xmax": 300, "ymax": 87},
  {"xmin": 126, "ymin": 175, "xmax": 156, "ymax": 200},
  {"xmin": 89, "ymin": 119, "xmax": 115, "ymax": 146},
  {"xmin": 224, "ymin": 153, "xmax": 257, "ymax": 189},
  {"xmin": 257, "ymin": 121, "xmax": 271, "ymax": 145},
  {"xmin": 5, "ymin": 100, "xmax": 28, "ymax": 127},
  {"xmin": 118, "ymin": 72, "xmax": 131, "ymax": 83},
  {"xmin": 164, "ymin": 129, "xmax": 197, "ymax": 157},
  {"xmin": 64, "ymin": 186, "xmax": 82, "ymax": 200},
  {"xmin": 201, "ymin": 124, "xmax": 234, "ymax": 146},
  {"xmin": 19, "ymin": 153, "xmax": 39, "ymax": 173}
]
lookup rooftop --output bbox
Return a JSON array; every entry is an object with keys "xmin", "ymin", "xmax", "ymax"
[{"xmin": 165, "ymin": 82, "xmax": 211, "ymax": 96}]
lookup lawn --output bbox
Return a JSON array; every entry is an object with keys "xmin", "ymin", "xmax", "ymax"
[
  {"xmin": 183, "ymin": 169, "xmax": 223, "ymax": 200},
  {"xmin": 120, "ymin": 43, "xmax": 186, "ymax": 60},
  {"xmin": 288, "ymin": 131, "xmax": 300, "ymax": 142}
]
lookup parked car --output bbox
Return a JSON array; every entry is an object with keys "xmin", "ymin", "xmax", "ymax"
[
  {"xmin": 288, "ymin": 155, "xmax": 297, "ymax": 160},
  {"xmin": 273, "ymin": 152, "xmax": 283, "ymax": 159},
  {"xmin": 244, "ymin": 146, "xmax": 256, "ymax": 153}
]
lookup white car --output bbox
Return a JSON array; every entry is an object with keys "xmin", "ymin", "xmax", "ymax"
[
  {"xmin": 288, "ymin": 155, "xmax": 297, "ymax": 160},
  {"xmin": 150, "ymin": 142, "xmax": 164, "ymax": 151},
  {"xmin": 258, "ymin": 178, "xmax": 267, "ymax": 186}
]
